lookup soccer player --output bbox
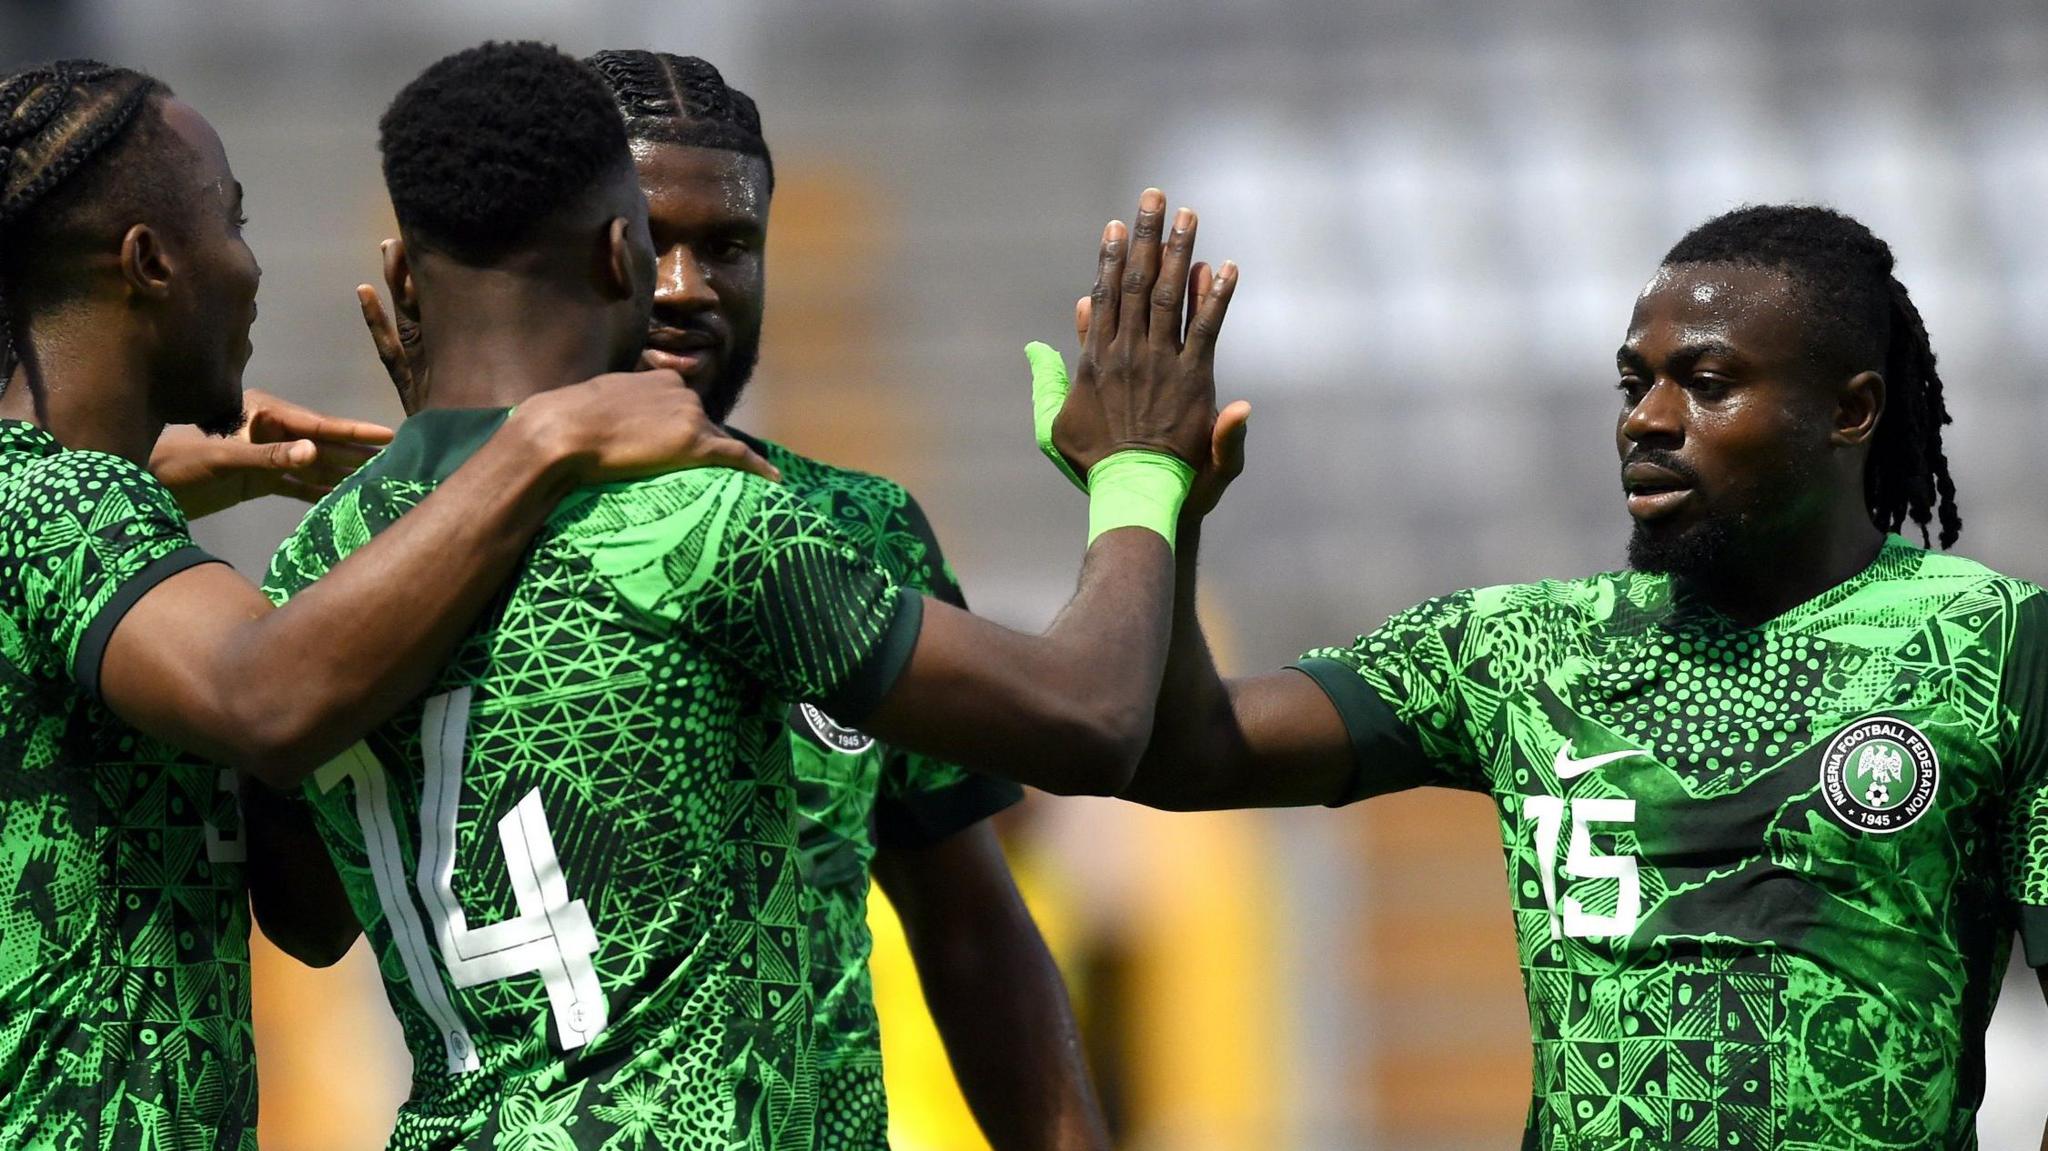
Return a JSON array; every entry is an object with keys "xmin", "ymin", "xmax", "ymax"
[
  {"xmin": 0, "ymin": 59, "xmax": 763, "ymax": 1149},
  {"xmin": 1080, "ymin": 204, "xmax": 2046, "ymax": 1147},
  {"xmin": 356, "ymin": 48, "xmax": 1108, "ymax": 1150},
  {"xmin": 265, "ymin": 41, "xmax": 1227, "ymax": 1151}
]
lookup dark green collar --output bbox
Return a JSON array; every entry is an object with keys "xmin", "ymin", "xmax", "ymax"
[
  {"xmin": 0, "ymin": 419, "xmax": 63, "ymax": 463},
  {"xmin": 368, "ymin": 407, "xmax": 512, "ymax": 485}
]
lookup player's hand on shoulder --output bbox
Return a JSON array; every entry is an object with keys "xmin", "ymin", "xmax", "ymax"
[
  {"xmin": 513, "ymin": 365, "xmax": 780, "ymax": 486},
  {"xmin": 150, "ymin": 390, "xmax": 395, "ymax": 520}
]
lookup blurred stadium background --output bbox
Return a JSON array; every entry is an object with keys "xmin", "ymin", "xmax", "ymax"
[{"xmin": 7, "ymin": 1, "xmax": 2046, "ymax": 1147}]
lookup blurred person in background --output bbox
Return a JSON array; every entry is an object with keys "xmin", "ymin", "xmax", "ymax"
[
  {"xmin": 358, "ymin": 47, "xmax": 1109, "ymax": 1151},
  {"xmin": 0, "ymin": 57, "xmax": 754, "ymax": 1150},
  {"xmin": 1048, "ymin": 203, "xmax": 2048, "ymax": 1149},
  {"xmin": 269, "ymin": 39, "xmax": 1230, "ymax": 1151}
]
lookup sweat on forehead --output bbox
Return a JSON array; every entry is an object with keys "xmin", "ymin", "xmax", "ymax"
[{"xmin": 1642, "ymin": 258, "xmax": 1885, "ymax": 380}]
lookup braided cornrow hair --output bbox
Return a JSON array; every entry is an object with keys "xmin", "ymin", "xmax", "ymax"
[
  {"xmin": 1662, "ymin": 204, "xmax": 1962, "ymax": 549},
  {"xmin": 0, "ymin": 59, "xmax": 164, "ymax": 385},
  {"xmin": 584, "ymin": 50, "xmax": 772, "ymax": 188}
]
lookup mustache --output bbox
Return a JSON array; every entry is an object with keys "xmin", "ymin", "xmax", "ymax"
[{"xmin": 1621, "ymin": 449, "xmax": 1699, "ymax": 485}]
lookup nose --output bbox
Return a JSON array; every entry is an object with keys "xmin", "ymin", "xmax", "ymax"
[
  {"xmin": 654, "ymin": 245, "xmax": 717, "ymax": 312},
  {"xmin": 1621, "ymin": 377, "xmax": 1684, "ymax": 449}
]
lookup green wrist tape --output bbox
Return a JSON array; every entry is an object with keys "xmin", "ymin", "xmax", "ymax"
[
  {"xmin": 1025, "ymin": 341, "xmax": 1089, "ymax": 492},
  {"xmin": 1087, "ymin": 450, "xmax": 1194, "ymax": 550}
]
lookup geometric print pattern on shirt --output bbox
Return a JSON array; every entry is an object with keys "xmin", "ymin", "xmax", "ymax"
[
  {"xmin": 0, "ymin": 420, "xmax": 250, "ymax": 1151},
  {"xmin": 262, "ymin": 409, "xmax": 920, "ymax": 1151},
  {"xmin": 1296, "ymin": 537, "xmax": 2048, "ymax": 1150},
  {"xmin": 743, "ymin": 434, "xmax": 1022, "ymax": 1150}
]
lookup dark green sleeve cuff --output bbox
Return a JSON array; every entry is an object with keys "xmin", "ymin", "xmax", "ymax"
[
  {"xmin": 1288, "ymin": 657, "xmax": 1437, "ymax": 806},
  {"xmin": 2021, "ymin": 905, "xmax": 2048, "ymax": 968},
  {"xmin": 74, "ymin": 547, "xmax": 225, "ymax": 698},
  {"xmin": 818, "ymin": 589, "xmax": 924, "ymax": 726},
  {"xmin": 874, "ymin": 772, "xmax": 1023, "ymax": 851}
]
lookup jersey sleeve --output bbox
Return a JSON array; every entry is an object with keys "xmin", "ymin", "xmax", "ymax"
[
  {"xmin": 0, "ymin": 448, "xmax": 220, "ymax": 696},
  {"xmin": 2002, "ymin": 588, "xmax": 2048, "ymax": 966},
  {"xmin": 596, "ymin": 471, "xmax": 922, "ymax": 725},
  {"xmin": 870, "ymin": 492, "xmax": 1021, "ymax": 850},
  {"xmin": 1288, "ymin": 590, "xmax": 1489, "ymax": 804}
]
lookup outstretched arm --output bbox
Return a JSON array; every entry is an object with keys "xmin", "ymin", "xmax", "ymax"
[
  {"xmin": 100, "ymin": 371, "xmax": 776, "ymax": 789},
  {"xmin": 150, "ymin": 389, "xmax": 393, "ymax": 519},
  {"xmin": 1118, "ymin": 517, "xmax": 1358, "ymax": 810},
  {"xmin": 873, "ymin": 826, "xmax": 1108, "ymax": 1151},
  {"xmin": 859, "ymin": 191, "xmax": 1234, "ymax": 795}
]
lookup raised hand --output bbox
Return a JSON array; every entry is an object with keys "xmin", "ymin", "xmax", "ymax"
[
  {"xmin": 1084, "ymin": 188, "xmax": 1235, "ymax": 467},
  {"xmin": 151, "ymin": 390, "xmax": 395, "ymax": 520},
  {"xmin": 1029, "ymin": 193, "xmax": 1245, "ymax": 515},
  {"xmin": 511, "ymin": 368, "xmax": 780, "ymax": 485}
]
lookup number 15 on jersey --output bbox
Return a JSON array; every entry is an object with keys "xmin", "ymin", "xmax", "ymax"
[{"xmin": 1522, "ymin": 794, "xmax": 1639, "ymax": 941}]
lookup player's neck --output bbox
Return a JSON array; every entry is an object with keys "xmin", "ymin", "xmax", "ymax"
[
  {"xmin": 1683, "ymin": 511, "xmax": 1885, "ymax": 627},
  {"xmin": 0, "ymin": 318, "xmax": 166, "ymax": 463},
  {"xmin": 411, "ymin": 276, "xmax": 628, "ymax": 410}
]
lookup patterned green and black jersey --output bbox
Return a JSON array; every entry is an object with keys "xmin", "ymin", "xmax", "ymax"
[
  {"xmin": 1295, "ymin": 536, "xmax": 2048, "ymax": 1150},
  {"xmin": 263, "ymin": 410, "xmax": 922, "ymax": 1151},
  {"xmin": 0, "ymin": 420, "xmax": 253, "ymax": 1150},
  {"xmin": 745, "ymin": 434, "xmax": 1022, "ymax": 1150}
]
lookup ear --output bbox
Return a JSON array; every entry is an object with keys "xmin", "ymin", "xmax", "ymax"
[
  {"xmin": 603, "ymin": 216, "xmax": 639, "ymax": 301},
  {"xmin": 382, "ymin": 237, "xmax": 419, "ymax": 321},
  {"xmin": 118, "ymin": 224, "xmax": 175, "ymax": 300},
  {"xmin": 1833, "ymin": 369, "xmax": 1884, "ymax": 448}
]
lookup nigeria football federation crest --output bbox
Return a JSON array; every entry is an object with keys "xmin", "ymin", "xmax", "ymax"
[
  {"xmin": 1819, "ymin": 715, "xmax": 1939, "ymax": 833},
  {"xmin": 798, "ymin": 702, "xmax": 875, "ymax": 754}
]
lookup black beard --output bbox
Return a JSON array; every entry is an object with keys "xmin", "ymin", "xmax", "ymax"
[
  {"xmin": 197, "ymin": 405, "xmax": 249, "ymax": 439},
  {"xmin": 1626, "ymin": 512, "xmax": 1748, "ymax": 583},
  {"xmin": 699, "ymin": 327, "xmax": 761, "ymax": 424}
]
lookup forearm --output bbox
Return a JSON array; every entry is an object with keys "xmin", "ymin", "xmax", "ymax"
[
  {"xmin": 222, "ymin": 421, "xmax": 573, "ymax": 774},
  {"xmin": 879, "ymin": 838, "xmax": 1109, "ymax": 1151},
  {"xmin": 1119, "ymin": 520, "xmax": 1360, "ymax": 809},
  {"xmin": 864, "ymin": 526, "xmax": 1175, "ymax": 795},
  {"xmin": 111, "ymin": 411, "xmax": 584, "ymax": 783},
  {"xmin": 1121, "ymin": 519, "xmax": 1249, "ymax": 808}
]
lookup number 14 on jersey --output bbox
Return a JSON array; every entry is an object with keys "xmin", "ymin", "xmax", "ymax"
[{"xmin": 315, "ymin": 688, "xmax": 606, "ymax": 1073}]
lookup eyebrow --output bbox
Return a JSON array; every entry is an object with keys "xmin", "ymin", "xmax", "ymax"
[{"xmin": 1616, "ymin": 338, "xmax": 1744, "ymax": 370}]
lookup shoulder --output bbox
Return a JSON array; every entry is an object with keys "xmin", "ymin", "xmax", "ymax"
[
  {"xmin": 0, "ymin": 445, "xmax": 183, "ymax": 526},
  {"xmin": 1381, "ymin": 571, "xmax": 1637, "ymax": 638},
  {"xmin": 722, "ymin": 434, "xmax": 951, "ymax": 591},
  {"xmin": 556, "ymin": 466, "xmax": 802, "ymax": 541},
  {"xmin": 1859, "ymin": 542, "xmax": 2045, "ymax": 627},
  {"xmin": 262, "ymin": 463, "xmax": 432, "ymax": 604},
  {"xmin": 744, "ymin": 434, "xmax": 919, "ymax": 523}
]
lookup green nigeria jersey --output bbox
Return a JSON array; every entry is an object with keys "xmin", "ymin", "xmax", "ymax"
[
  {"xmin": 262, "ymin": 409, "xmax": 922, "ymax": 1151},
  {"xmin": 0, "ymin": 421, "xmax": 253, "ymax": 1149},
  {"xmin": 1294, "ymin": 536, "xmax": 2048, "ymax": 1150},
  {"xmin": 745, "ymin": 434, "xmax": 1022, "ymax": 1150}
]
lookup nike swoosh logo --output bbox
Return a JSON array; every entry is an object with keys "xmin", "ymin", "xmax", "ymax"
[{"xmin": 1553, "ymin": 742, "xmax": 1649, "ymax": 780}]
